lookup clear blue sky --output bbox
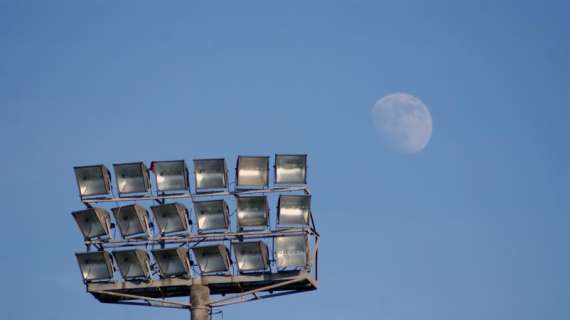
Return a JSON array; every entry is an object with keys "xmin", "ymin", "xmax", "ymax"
[{"xmin": 1, "ymin": 1, "xmax": 569, "ymax": 319}]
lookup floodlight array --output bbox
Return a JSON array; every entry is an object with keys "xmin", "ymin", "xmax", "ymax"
[
  {"xmin": 72, "ymin": 154, "xmax": 318, "ymax": 310},
  {"xmin": 74, "ymin": 155, "xmax": 308, "ymax": 199}
]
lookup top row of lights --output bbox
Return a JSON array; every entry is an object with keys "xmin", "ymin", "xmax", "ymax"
[{"xmin": 74, "ymin": 154, "xmax": 308, "ymax": 198}]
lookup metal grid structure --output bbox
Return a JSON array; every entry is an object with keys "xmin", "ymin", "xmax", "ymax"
[{"xmin": 71, "ymin": 155, "xmax": 319, "ymax": 319}]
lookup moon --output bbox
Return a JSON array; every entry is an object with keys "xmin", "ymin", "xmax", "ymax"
[{"xmin": 372, "ymin": 93, "xmax": 433, "ymax": 153}]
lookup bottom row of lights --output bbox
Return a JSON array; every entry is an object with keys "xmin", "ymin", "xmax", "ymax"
[{"xmin": 76, "ymin": 236, "xmax": 309, "ymax": 282}]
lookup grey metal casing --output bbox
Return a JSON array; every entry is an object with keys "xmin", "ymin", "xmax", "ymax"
[
  {"xmin": 151, "ymin": 160, "xmax": 189, "ymax": 192},
  {"xmin": 274, "ymin": 154, "xmax": 307, "ymax": 185},
  {"xmin": 74, "ymin": 165, "xmax": 112, "ymax": 197},
  {"xmin": 236, "ymin": 196, "xmax": 269, "ymax": 228},
  {"xmin": 277, "ymin": 195, "xmax": 311, "ymax": 226},
  {"xmin": 76, "ymin": 251, "xmax": 114, "ymax": 282},
  {"xmin": 192, "ymin": 244, "xmax": 231, "ymax": 273},
  {"xmin": 113, "ymin": 162, "xmax": 150, "ymax": 195},
  {"xmin": 232, "ymin": 241, "xmax": 269, "ymax": 273},
  {"xmin": 112, "ymin": 249, "xmax": 151, "ymax": 280},
  {"xmin": 72, "ymin": 207, "xmax": 112, "ymax": 239},
  {"xmin": 150, "ymin": 202, "xmax": 189, "ymax": 234},
  {"xmin": 193, "ymin": 200, "xmax": 229, "ymax": 232},
  {"xmin": 193, "ymin": 158, "xmax": 228, "ymax": 191},
  {"xmin": 112, "ymin": 204, "xmax": 150, "ymax": 238},
  {"xmin": 275, "ymin": 235, "xmax": 309, "ymax": 269},
  {"xmin": 236, "ymin": 156, "xmax": 269, "ymax": 188},
  {"xmin": 152, "ymin": 247, "xmax": 191, "ymax": 278}
]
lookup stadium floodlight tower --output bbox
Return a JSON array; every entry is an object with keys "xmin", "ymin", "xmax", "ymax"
[{"xmin": 71, "ymin": 155, "xmax": 319, "ymax": 320}]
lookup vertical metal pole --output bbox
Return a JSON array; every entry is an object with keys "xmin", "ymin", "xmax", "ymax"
[{"xmin": 191, "ymin": 284, "xmax": 210, "ymax": 320}]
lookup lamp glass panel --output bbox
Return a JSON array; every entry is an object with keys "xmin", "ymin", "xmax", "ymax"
[
  {"xmin": 236, "ymin": 196, "xmax": 268, "ymax": 227},
  {"xmin": 114, "ymin": 162, "xmax": 149, "ymax": 194},
  {"xmin": 152, "ymin": 248, "xmax": 190, "ymax": 277},
  {"xmin": 233, "ymin": 241, "xmax": 268, "ymax": 272},
  {"xmin": 112, "ymin": 205, "xmax": 149, "ymax": 237},
  {"xmin": 76, "ymin": 252, "xmax": 113, "ymax": 281},
  {"xmin": 193, "ymin": 200, "xmax": 229, "ymax": 231},
  {"xmin": 193, "ymin": 245, "xmax": 230, "ymax": 273},
  {"xmin": 237, "ymin": 156, "xmax": 269, "ymax": 187},
  {"xmin": 275, "ymin": 154, "xmax": 307, "ymax": 185},
  {"xmin": 151, "ymin": 203, "xmax": 189, "ymax": 234},
  {"xmin": 275, "ymin": 235, "xmax": 307, "ymax": 269},
  {"xmin": 74, "ymin": 165, "xmax": 110, "ymax": 196},
  {"xmin": 152, "ymin": 161, "xmax": 188, "ymax": 192},
  {"xmin": 72, "ymin": 207, "xmax": 111, "ymax": 239},
  {"xmin": 194, "ymin": 159, "xmax": 227, "ymax": 190},
  {"xmin": 113, "ymin": 250, "xmax": 150, "ymax": 280},
  {"xmin": 278, "ymin": 195, "xmax": 310, "ymax": 225}
]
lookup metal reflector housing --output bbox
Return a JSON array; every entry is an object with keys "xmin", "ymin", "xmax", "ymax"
[
  {"xmin": 193, "ymin": 200, "xmax": 229, "ymax": 232},
  {"xmin": 76, "ymin": 251, "xmax": 114, "ymax": 282},
  {"xmin": 236, "ymin": 196, "xmax": 269, "ymax": 228},
  {"xmin": 275, "ymin": 235, "xmax": 309, "ymax": 269},
  {"xmin": 74, "ymin": 165, "xmax": 112, "ymax": 197},
  {"xmin": 112, "ymin": 250, "xmax": 151, "ymax": 280},
  {"xmin": 193, "ymin": 159, "xmax": 228, "ymax": 191},
  {"xmin": 151, "ymin": 160, "xmax": 189, "ymax": 192},
  {"xmin": 274, "ymin": 154, "xmax": 307, "ymax": 185},
  {"xmin": 233, "ymin": 241, "xmax": 269, "ymax": 272},
  {"xmin": 111, "ymin": 204, "xmax": 150, "ymax": 238},
  {"xmin": 150, "ymin": 203, "xmax": 189, "ymax": 234},
  {"xmin": 72, "ymin": 207, "xmax": 112, "ymax": 239},
  {"xmin": 278, "ymin": 195, "xmax": 311, "ymax": 226},
  {"xmin": 192, "ymin": 244, "xmax": 231, "ymax": 273},
  {"xmin": 236, "ymin": 156, "xmax": 269, "ymax": 188},
  {"xmin": 152, "ymin": 247, "xmax": 190, "ymax": 278},
  {"xmin": 113, "ymin": 162, "xmax": 150, "ymax": 195}
]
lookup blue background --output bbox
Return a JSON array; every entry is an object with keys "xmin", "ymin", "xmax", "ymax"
[{"xmin": 1, "ymin": 1, "xmax": 569, "ymax": 319}]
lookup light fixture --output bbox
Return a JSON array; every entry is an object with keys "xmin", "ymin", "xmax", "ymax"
[
  {"xmin": 150, "ymin": 202, "xmax": 190, "ymax": 235},
  {"xmin": 236, "ymin": 196, "xmax": 269, "ymax": 228},
  {"xmin": 113, "ymin": 162, "xmax": 150, "ymax": 195},
  {"xmin": 277, "ymin": 195, "xmax": 310, "ymax": 226},
  {"xmin": 192, "ymin": 244, "xmax": 231, "ymax": 273},
  {"xmin": 274, "ymin": 154, "xmax": 307, "ymax": 185},
  {"xmin": 112, "ymin": 250, "xmax": 151, "ymax": 281},
  {"xmin": 236, "ymin": 156, "xmax": 269, "ymax": 188},
  {"xmin": 193, "ymin": 158, "xmax": 228, "ymax": 192},
  {"xmin": 111, "ymin": 204, "xmax": 150, "ymax": 238},
  {"xmin": 75, "ymin": 251, "xmax": 114, "ymax": 282},
  {"xmin": 151, "ymin": 247, "xmax": 191, "ymax": 278},
  {"xmin": 193, "ymin": 200, "xmax": 229, "ymax": 232},
  {"xmin": 72, "ymin": 207, "xmax": 112, "ymax": 239},
  {"xmin": 150, "ymin": 160, "xmax": 189, "ymax": 193},
  {"xmin": 74, "ymin": 165, "xmax": 112, "ymax": 197},
  {"xmin": 275, "ymin": 235, "xmax": 308, "ymax": 269},
  {"xmin": 232, "ymin": 241, "xmax": 269, "ymax": 273}
]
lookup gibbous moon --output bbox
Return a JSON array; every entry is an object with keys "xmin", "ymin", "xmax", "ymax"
[{"xmin": 372, "ymin": 93, "xmax": 432, "ymax": 153}]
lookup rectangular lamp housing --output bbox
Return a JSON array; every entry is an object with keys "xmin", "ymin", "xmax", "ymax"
[
  {"xmin": 274, "ymin": 154, "xmax": 307, "ymax": 185},
  {"xmin": 236, "ymin": 196, "xmax": 269, "ymax": 228},
  {"xmin": 112, "ymin": 250, "xmax": 151, "ymax": 280},
  {"xmin": 278, "ymin": 195, "xmax": 311, "ymax": 226},
  {"xmin": 236, "ymin": 156, "xmax": 269, "ymax": 188},
  {"xmin": 112, "ymin": 204, "xmax": 150, "ymax": 238},
  {"xmin": 113, "ymin": 162, "xmax": 150, "ymax": 195},
  {"xmin": 76, "ymin": 251, "xmax": 114, "ymax": 282},
  {"xmin": 72, "ymin": 207, "xmax": 112, "ymax": 239},
  {"xmin": 193, "ymin": 200, "xmax": 229, "ymax": 232},
  {"xmin": 152, "ymin": 247, "xmax": 190, "ymax": 278},
  {"xmin": 150, "ymin": 202, "xmax": 189, "ymax": 234},
  {"xmin": 151, "ymin": 160, "xmax": 189, "ymax": 192},
  {"xmin": 192, "ymin": 244, "xmax": 231, "ymax": 273},
  {"xmin": 275, "ymin": 235, "xmax": 309, "ymax": 269},
  {"xmin": 74, "ymin": 165, "xmax": 112, "ymax": 197},
  {"xmin": 233, "ymin": 241, "xmax": 269, "ymax": 272},
  {"xmin": 193, "ymin": 158, "xmax": 228, "ymax": 191}
]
